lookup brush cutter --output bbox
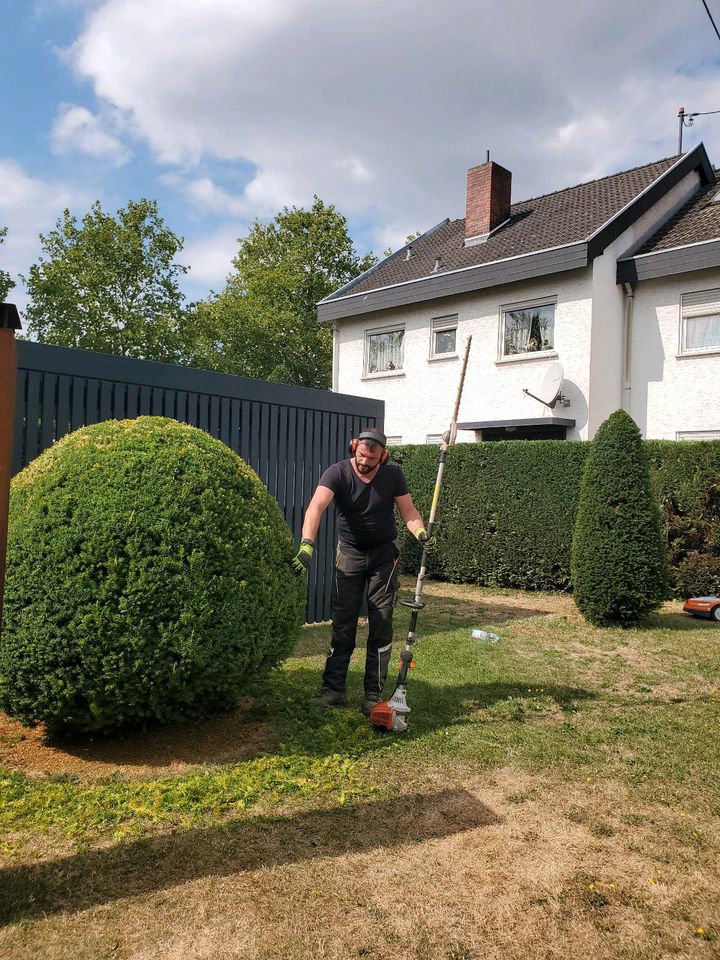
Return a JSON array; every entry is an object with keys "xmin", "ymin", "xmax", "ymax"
[{"xmin": 370, "ymin": 335, "xmax": 473, "ymax": 733}]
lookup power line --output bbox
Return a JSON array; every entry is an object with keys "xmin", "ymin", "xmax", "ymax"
[{"xmin": 699, "ymin": 0, "xmax": 720, "ymax": 43}]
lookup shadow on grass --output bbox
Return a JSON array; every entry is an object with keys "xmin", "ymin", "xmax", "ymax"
[
  {"xmin": 48, "ymin": 670, "xmax": 595, "ymax": 769},
  {"xmin": 650, "ymin": 610, "xmax": 720, "ymax": 632},
  {"xmin": 291, "ymin": 586, "xmax": 558, "ymax": 659},
  {"xmin": 0, "ymin": 787, "xmax": 499, "ymax": 925}
]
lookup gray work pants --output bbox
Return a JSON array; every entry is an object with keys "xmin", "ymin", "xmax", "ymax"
[{"xmin": 321, "ymin": 540, "xmax": 399, "ymax": 697}]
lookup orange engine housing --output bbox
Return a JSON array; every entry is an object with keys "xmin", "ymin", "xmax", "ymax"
[{"xmin": 369, "ymin": 702, "xmax": 396, "ymax": 730}]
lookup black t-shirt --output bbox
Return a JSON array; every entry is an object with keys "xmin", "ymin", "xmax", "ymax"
[{"xmin": 318, "ymin": 459, "xmax": 409, "ymax": 550}]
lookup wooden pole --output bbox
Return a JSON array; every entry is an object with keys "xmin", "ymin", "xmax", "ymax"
[{"xmin": 0, "ymin": 303, "xmax": 21, "ymax": 633}]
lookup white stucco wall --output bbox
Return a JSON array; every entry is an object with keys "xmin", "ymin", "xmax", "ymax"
[
  {"xmin": 334, "ymin": 270, "xmax": 594, "ymax": 443},
  {"xmin": 630, "ymin": 268, "xmax": 720, "ymax": 438}
]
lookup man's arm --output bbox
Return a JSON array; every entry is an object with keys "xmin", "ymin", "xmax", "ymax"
[
  {"xmin": 395, "ymin": 493, "xmax": 426, "ymax": 539},
  {"xmin": 291, "ymin": 485, "xmax": 335, "ymax": 576},
  {"xmin": 301, "ymin": 485, "xmax": 335, "ymax": 542}
]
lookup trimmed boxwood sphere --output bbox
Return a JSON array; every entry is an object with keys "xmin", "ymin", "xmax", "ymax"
[{"xmin": 0, "ymin": 417, "xmax": 306, "ymax": 734}]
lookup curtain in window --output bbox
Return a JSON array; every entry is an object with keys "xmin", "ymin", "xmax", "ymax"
[
  {"xmin": 503, "ymin": 305, "xmax": 554, "ymax": 355},
  {"xmin": 685, "ymin": 313, "xmax": 720, "ymax": 350},
  {"xmin": 368, "ymin": 330, "xmax": 404, "ymax": 373}
]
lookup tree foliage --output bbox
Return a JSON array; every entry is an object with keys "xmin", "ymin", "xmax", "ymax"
[
  {"xmin": 24, "ymin": 200, "xmax": 188, "ymax": 362},
  {"xmin": 184, "ymin": 197, "xmax": 376, "ymax": 388},
  {"xmin": 0, "ymin": 226, "xmax": 15, "ymax": 301},
  {"xmin": 571, "ymin": 410, "xmax": 667, "ymax": 625}
]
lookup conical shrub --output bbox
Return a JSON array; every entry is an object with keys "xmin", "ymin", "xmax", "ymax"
[
  {"xmin": 1, "ymin": 417, "xmax": 306, "ymax": 734},
  {"xmin": 571, "ymin": 410, "xmax": 666, "ymax": 625}
]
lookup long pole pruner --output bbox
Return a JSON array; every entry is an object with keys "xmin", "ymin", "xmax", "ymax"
[{"xmin": 370, "ymin": 336, "xmax": 473, "ymax": 731}]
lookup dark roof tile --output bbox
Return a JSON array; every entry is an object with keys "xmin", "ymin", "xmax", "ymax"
[
  {"xmin": 331, "ymin": 157, "xmax": 680, "ymax": 300},
  {"xmin": 634, "ymin": 170, "xmax": 720, "ymax": 254}
]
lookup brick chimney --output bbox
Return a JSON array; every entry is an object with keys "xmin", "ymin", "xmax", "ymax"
[{"xmin": 465, "ymin": 160, "xmax": 512, "ymax": 243}]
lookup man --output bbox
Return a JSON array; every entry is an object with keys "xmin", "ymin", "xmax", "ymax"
[{"xmin": 292, "ymin": 429, "xmax": 428, "ymax": 716}]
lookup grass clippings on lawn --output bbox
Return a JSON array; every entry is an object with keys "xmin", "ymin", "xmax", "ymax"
[{"xmin": 1, "ymin": 580, "xmax": 718, "ymax": 960}]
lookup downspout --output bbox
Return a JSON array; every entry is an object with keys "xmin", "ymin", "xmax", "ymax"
[
  {"xmin": 622, "ymin": 282, "xmax": 634, "ymax": 413},
  {"xmin": 331, "ymin": 323, "xmax": 339, "ymax": 393}
]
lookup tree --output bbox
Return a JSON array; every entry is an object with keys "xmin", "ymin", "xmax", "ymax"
[
  {"xmin": 0, "ymin": 226, "xmax": 15, "ymax": 301},
  {"xmin": 571, "ymin": 410, "xmax": 667, "ymax": 625},
  {"xmin": 184, "ymin": 198, "xmax": 376, "ymax": 388},
  {"xmin": 24, "ymin": 200, "xmax": 188, "ymax": 362}
]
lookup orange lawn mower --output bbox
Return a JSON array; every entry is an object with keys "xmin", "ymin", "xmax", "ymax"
[
  {"xmin": 370, "ymin": 335, "xmax": 474, "ymax": 733},
  {"xmin": 683, "ymin": 596, "xmax": 720, "ymax": 621}
]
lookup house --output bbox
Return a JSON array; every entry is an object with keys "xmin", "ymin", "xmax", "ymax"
[{"xmin": 317, "ymin": 143, "xmax": 720, "ymax": 443}]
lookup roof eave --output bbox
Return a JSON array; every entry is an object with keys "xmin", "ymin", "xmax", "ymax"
[
  {"xmin": 317, "ymin": 241, "xmax": 588, "ymax": 323},
  {"xmin": 617, "ymin": 236, "xmax": 720, "ymax": 283}
]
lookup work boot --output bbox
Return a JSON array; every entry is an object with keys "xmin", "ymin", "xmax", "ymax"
[
  {"xmin": 362, "ymin": 694, "xmax": 382, "ymax": 718},
  {"xmin": 310, "ymin": 687, "xmax": 349, "ymax": 709}
]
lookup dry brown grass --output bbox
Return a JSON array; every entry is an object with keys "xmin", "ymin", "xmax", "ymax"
[
  {"xmin": 1, "ymin": 768, "xmax": 716, "ymax": 960},
  {"xmin": 1, "ymin": 582, "xmax": 718, "ymax": 959},
  {"xmin": 0, "ymin": 700, "xmax": 277, "ymax": 781}
]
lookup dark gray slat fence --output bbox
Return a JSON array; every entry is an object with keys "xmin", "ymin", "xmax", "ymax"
[{"xmin": 12, "ymin": 342, "xmax": 384, "ymax": 623}]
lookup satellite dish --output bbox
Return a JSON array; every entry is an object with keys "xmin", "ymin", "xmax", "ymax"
[{"xmin": 523, "ymin": 361, "xmax": 565, "ymax": 409}]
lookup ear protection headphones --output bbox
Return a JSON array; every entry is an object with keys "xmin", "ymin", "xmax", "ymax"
[{"xmin": 349, "ymin": 429, "xmax": 390, "ymax": 464}]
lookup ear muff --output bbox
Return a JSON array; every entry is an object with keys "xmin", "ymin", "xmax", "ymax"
[{"xmin": 349, "ymin": 437, "xmax": 389, "ymax": 464}]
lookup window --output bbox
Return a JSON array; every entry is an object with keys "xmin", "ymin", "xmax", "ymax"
[
  {"xmin": 500, "ymin": 299, "xmax": 555, "ymax": 358},
  {"xmin": 676, "ymin": 430, "xmax": 720, "ymax": 440},
  {"xmin": 426, "ymin": 434, "xmax": 444, "ymax": 445},
  {"xmin": 680, "ymin": 289, "xmax": 720, "ymax": 355},
  {"xmin": 364, "ymin": 325, "xmax": 404, "ymax": 375},
  {"xmin": 386, "ymin": 435, "xmax": 402, "ymax": 445},
  {"xmin": 430, "ymin": 315, "xmax": 458, "ymax": 359}
]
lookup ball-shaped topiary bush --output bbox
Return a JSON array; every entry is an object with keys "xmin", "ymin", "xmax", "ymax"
[
  {"xmin": 0, "ymin": 417, "xmax": 306, "ymax": 734},
  {"xmin": 571, "ymin": 410, "xmax": 667, "ymax": 626}
]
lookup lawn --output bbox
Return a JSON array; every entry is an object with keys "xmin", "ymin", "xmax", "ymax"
[{"xmin": 0, "ymin": 580, "xmax": 718, "ymax": 959}]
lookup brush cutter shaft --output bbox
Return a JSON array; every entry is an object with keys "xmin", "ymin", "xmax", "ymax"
[
  {"xmin": 405, "ymin": 335, "xmax": 472, "ymax": 633},
  {"xmin": 371, "ymin": 336, "xmax": 473, "ymax": 733}
]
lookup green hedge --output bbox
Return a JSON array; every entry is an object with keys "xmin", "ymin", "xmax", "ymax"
[{"xmin": 391, "ymin": 438, "xmax": 720, "ymax": 595}]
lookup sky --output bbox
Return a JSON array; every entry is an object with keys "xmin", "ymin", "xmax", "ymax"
[{"xmin": 3, "ymin": 0, "xmax": 720, "ymax": 311}]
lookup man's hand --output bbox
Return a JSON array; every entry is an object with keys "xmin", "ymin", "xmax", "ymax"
[
  {"xmin": 291, "ymin": 539, "xmax": 314, "ymax": 576},
  {"xmin": 414, "ymin": 526, "xmax": 430, "ymax": 544}
]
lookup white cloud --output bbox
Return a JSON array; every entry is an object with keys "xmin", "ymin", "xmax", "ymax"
[
  {"xmin": 50, "ymin": 103, "xmax": 131, "ymax": 166},
  {"xmin": 159, "ymin": 173, "xmax": 247, "ymax": 216},
  {"xmin": 182, "ymin": 225, "xmax": 242, "ymax": 290},
  {"xmin": 59, "ymin": 1, "xmax": 720, "ymax": 243},
  {"xmin": 373, "ymin": 223, "xmax": 425, "ymax": 258},
  {"xmin": 0, "ymin": 159, "xmax": 92, "ymax": 310}
]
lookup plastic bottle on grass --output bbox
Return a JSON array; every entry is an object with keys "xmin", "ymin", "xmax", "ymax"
[{"xmin": 471, "ymin": 629, "xmax": 500, "ymax": 643}]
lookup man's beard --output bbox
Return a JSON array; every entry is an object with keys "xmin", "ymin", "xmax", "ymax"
[{"xmin": 355, "ymin": 458, "xmax": 374, "ymax": 474}]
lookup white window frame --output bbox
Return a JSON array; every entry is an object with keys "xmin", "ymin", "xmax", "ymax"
[
  {"xmin": 676, "ymin": 430, "xmax": 720, "ymax": 440},
  {"xmin": 498, "ymin": 296, "xmax": 557, "ymax": 361},
  {"xmin": 679, "ymin": 288, "xmax": 720, "ymax": 357},
  {"xmin": 429, "ymin": 314, "xmax": 458, "ymax": 361},
  {"xmin": 425, "ymin": 434, "xmax": 444, "ymax": 445},
  {"xmin": 363, "ymin": 323, "xmax": 405, "ymax": 378},
  {"xmin": 385, "ymin": 435, "xmax": 403, "ymax": 445}
]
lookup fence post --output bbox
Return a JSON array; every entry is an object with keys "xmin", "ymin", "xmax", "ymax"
[{"xmin": 0, "ymin": 303, "xmax": 21, "ymax": 632}]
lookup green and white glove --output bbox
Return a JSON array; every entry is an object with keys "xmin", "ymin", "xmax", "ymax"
[{"xmin": 291, "ymin": 539, "xmax": 315, "ymax": 575}]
